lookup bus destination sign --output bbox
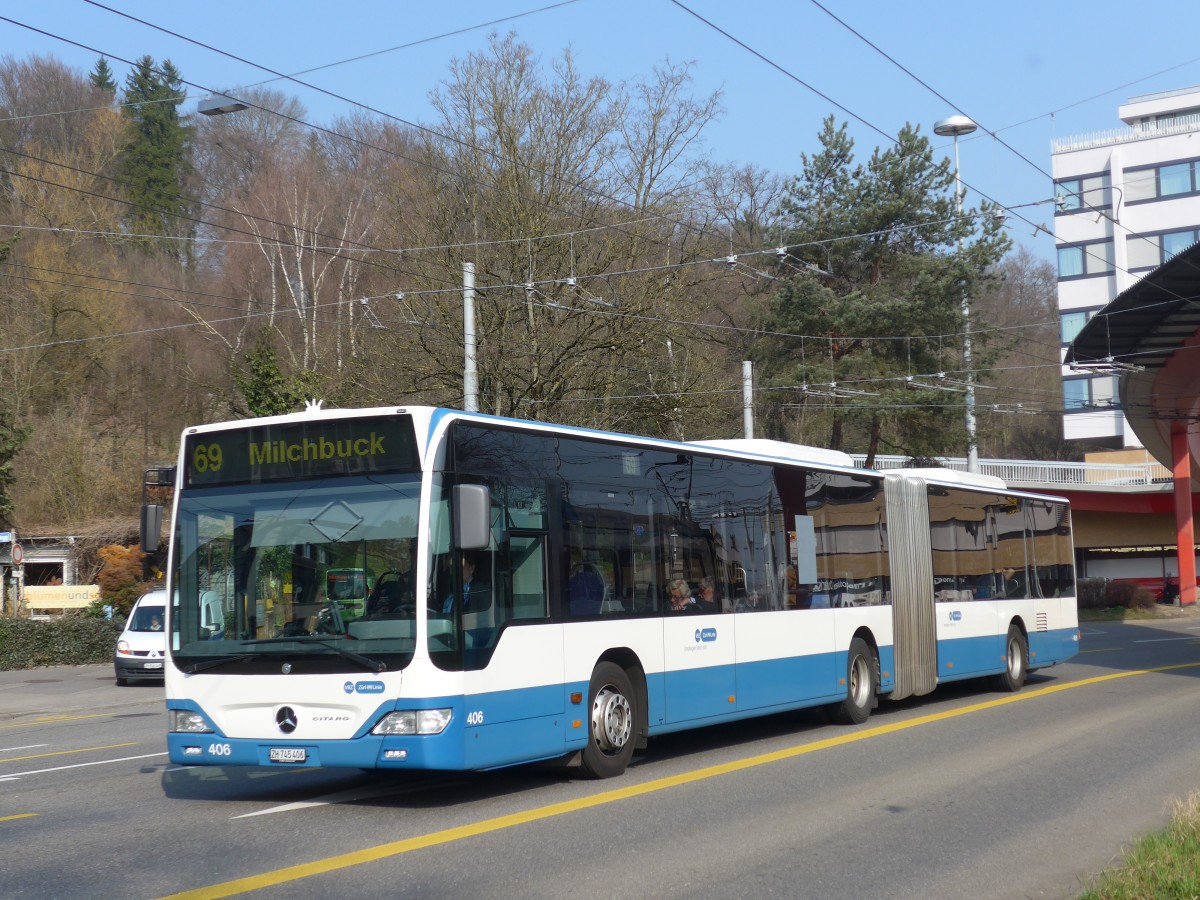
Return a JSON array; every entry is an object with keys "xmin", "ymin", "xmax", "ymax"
[{"xmin": 185, "ymin": 416, "xmax": 419, "ymax": 487}]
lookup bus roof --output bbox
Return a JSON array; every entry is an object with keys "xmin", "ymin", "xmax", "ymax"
[
  {"xmin": 892, "ymin": 468, "xmax": 1009, "ymax": 491},
  {"xmin": 690, "ymin": 438, "xmax": 856, "ymax": 468}
]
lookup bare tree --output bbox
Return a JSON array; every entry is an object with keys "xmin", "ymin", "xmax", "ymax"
[
  {"xmin": 973, "ymin": 247, "xmax": 1077, "ymax": 459},
  {"xmin": 0, "ymin": 55, "xmax": 107, "ymax": 163},
  {"xmin": 370, "ymin": 33, "xmax": 736, "ymax": 438},
  {"xmin": 191, "ymin": 87, "xmax": 308, "ymax": 212}
]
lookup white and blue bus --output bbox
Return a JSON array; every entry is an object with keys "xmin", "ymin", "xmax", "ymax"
[{"xmin": 156, "ymin": 405, "xmax": 1079, "ymax": 778}]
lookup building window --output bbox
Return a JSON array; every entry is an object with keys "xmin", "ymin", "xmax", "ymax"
[
  {"xmin": 1063, "ymin": 375, "xmax": 1119, "ymax": 412},
  {"xmin": 1062, "ymin": 379, "xmax": 1088, "ymax": 410},
  {"xmin": 1125, "ymin": 159, "xmax": 1200, "ymax": 204},
  {"xmin": 1057, "ymin": 241, "xmax": 1113, "ymax": 279},
  {"xmin": 1127, "ymin": 228, "xmax": 1200, "ymax": 269},
  {"xmin": 1157, "ymin": 108, "xmax": 1200, "ymax": 127},
  {"xmin": 1164, "ymin": 229, "xmax": 1197, "ymax": 259},
  {"xmin": 1128, "ymin": 235, "xmax": 1161, "ymax": 269},
  {"xmin": 1061, "ymin": 310, "xmax": 1091, "ymax": 343},
  {"xmin": 1159, "ymin": 162, "xmax": 1194, "ymax": 196},
  {"xmin": 1124, "ymin": 168, "xmax": 1157, "ymax": 202},
  {"xmin": 1058, "ymin": 247, "xmax": 1083, "ymax": 278},
  {"xmin": 1054, "ymin": 174, "xmax": 1111, "ymax": 213}
]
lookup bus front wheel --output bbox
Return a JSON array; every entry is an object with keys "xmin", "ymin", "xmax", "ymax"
[
  {"xmin": 833, "ymin": 637, "xmax": 876, "ymax": 725},
  {"xmin": 581, "ymin": 662, "xmax": 636, "ymax": 779},
  {"xmin": 991, "ymin": 624, "xmax": 1028, "ymax": 692}
]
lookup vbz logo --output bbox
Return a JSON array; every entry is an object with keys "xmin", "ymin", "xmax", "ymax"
[{"xmin": 948, "ymin": 610, "xmax": 963, "ymax": 622}]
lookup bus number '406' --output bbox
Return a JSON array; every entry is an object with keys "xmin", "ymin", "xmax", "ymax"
[
  {"xmin": 207, "ymin": 742, "xmax": 232, "ymax": 756},
  {"xmin": 466, "ymin": 710, "xmax": 484, "ymax": 726}
]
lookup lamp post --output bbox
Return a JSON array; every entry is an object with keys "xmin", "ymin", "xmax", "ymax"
[{"xmin": 934, "ymin": 114, "xmax": 979, "ymax": 474}]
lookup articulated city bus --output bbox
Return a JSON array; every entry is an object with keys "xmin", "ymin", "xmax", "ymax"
[{"xmin": 155, "ymin": 404, "xmax": 1078, "ymax": 778}]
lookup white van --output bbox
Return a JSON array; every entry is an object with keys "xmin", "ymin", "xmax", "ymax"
[
  {"xmin": 113, "ymin": 590, "xmax": 167, "ymax": 686},
  {"xmin": 197, "ymin": 590, "xmax": 226, "ymax": 641}
]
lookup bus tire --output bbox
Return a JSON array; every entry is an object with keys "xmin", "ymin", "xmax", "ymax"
[
  {"xmin": 992, "ymin": 624, "xmax": 1028, "ymax": 692},
  {"xmin": 581, "ymin": 662, "xmax": 637, "ymax": 779},
  {"xmin": 833, "ymin": 637, "xmax": 876, "ymax": 725}
]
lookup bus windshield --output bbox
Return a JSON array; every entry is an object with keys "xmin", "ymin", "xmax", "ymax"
[{"xmin": 171, "ymin": 475, "xmax": 421, "ymax": 673}]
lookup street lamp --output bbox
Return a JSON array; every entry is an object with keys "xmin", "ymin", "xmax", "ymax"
[
  {"xmin": 934, "ymin": 114, "xmax": 980, "ymax": 474},
  {"xmin": 198, "ymin": 92, "xmax": 248, "ymax": 116}
]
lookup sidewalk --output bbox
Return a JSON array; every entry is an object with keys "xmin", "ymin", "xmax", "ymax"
[{"xmin": 0, "ymin": 663, "xmax": 165, "ymax": 719}]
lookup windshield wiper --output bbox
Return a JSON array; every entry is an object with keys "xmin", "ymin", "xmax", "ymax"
[
  {"xmin": 182, "ymin": 652, "xmax": 260, "ymax": 674},
  {"xmin": 239, "ymin": 637, "xmax": 387, "ymax": 673}
]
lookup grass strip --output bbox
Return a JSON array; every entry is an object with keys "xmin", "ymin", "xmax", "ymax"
[{"xmin": 1080, "ymin": 793, "xmax": 1200, "ymax": 899}]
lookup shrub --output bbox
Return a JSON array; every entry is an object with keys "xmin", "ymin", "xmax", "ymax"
[
  {"xmin": 1104, "ymin": 580, "xmax": 1139, "ymax": 609},
  {"xmin": 1077, "ymin": 579, "xmax": 1156, "ymax": 612},
  {"xmin": 1077, "ymin": 578, "xmax": 1109, "ymax": 610},
  {"xmin": 0, "ymin": 615, "xmax": 120, "ymax": 670},
  {"xmin": 1095, "ymin": 580, "xmax": 1157, "ymax": 610},
  {"xmin": 1128, "ymin": 586, "xmax": 1156, "ymax": 610}
]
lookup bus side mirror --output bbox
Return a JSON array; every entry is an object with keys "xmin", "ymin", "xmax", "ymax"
[
  {"xmin": 141, "ymin": 504, "xmax": 164, "ymax": 554},
  {"xmin": 453, "ymin": 485, "xmax": 491, "ymax": 550}
]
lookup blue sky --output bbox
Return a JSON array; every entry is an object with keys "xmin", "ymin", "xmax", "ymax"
[{"xmin": 6, "ymin": 0, "xmax": 1200, "ymax": 262}]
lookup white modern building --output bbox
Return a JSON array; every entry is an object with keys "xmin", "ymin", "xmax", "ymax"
[{"xmin": 1053, "ymin": 86, "xmax": 1200, "ymax": 447}]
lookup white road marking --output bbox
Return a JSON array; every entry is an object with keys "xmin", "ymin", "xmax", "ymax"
[
  {"xmin": 0, "ymin": 752, "xmax": 167, "ymax": 781},
  {"xmin": 232, "ymin": 779, "xmax": 467, "ymax": 818}
]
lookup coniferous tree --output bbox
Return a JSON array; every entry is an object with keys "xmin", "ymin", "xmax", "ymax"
[
  {"xmin": 89, "ymin": 57, "xmax": 117, "ymax": 95},
  {"xmin": 234, "ymin": 332, "xmax": 321, "ymax": 418},
  {"xmin": 119, "ymin": 56, "xmax": 193, "ymax": 256},
  {"xmin": 762, "ymin": 116, "xmax": 1010, "ymax": 463}
]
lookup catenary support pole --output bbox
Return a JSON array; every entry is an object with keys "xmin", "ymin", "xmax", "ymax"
[
  {"xmin": 743, "ymin": 360, "xmax": 754, "ymax": 439},
  {"xmin": 463, "ymin": 261, "xmax": 478, "ymax": 413}
]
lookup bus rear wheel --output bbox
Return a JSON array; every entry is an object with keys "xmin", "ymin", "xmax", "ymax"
[
  {"xmin": 581, "ymin": 662, "xmax": 636, "ymax": 779},
  {"xmin": 833, "ymin": 637, "xmax": 876, "ymax": 725},
  {"xmin": 991, "ymin": 624, "xmax": 1028, "ymax": 692}
]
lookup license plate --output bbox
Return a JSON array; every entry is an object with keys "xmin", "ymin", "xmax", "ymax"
[
  {"xmin": 269, "ymin": 748, "xmax": 307, "ymax": 763},
  {"xmin": 144, "ymin": 662, "xmax": 163, "ymax": 669}
]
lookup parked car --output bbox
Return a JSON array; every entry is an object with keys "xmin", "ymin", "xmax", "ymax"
[{"xmin": 113, "ymin": 590, "xmax": 167, "ymax": 686}]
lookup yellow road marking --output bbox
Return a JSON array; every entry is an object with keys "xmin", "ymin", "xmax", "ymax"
[
  {"xmin": 161, "ymin": 662, "xmax": 1200, "ymax": 900},
  {"xmin": 0, "ymin": 743, "xmax": 137, "ymax": 764},
  {"xmin": 0, "ymin": 813, "xmax": 38, "ymax": 823}
]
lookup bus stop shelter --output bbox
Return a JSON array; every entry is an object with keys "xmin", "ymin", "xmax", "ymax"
[{"xmin": 1066, "ymin": 240, "xmax": 1200, "ymax": 604}]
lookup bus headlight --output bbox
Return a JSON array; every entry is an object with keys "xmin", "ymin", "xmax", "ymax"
[
  {"xmin": 170, "ymin": 711, "xmax": 214, "ymax": 734},
  {"xmin": 372, "ymin": 709, "xmax": 452, "ymax": 736}
]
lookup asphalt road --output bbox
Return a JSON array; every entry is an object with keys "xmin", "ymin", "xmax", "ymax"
[{"xmin": 3, "ymin": 613, "xmax": 1200, "ymax": 900}]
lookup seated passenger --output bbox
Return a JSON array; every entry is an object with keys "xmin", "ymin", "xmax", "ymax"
[
  {"xmin": 667, "ymin": 578, "xmax": 696, "ymax": 612},
  {"xmin": 569, "ymin": 564, "xmax": 605, "ymax": 616},
  {"xmin": 693, "ymin": 576, "xmax": 718, "ymax": 611},
  {"xmin": 972, "ymin": 573, "xmax": 994, "ymax": 599}
]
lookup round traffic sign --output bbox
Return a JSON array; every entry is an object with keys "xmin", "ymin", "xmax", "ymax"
[{"xmin": 11, "ymin": 543, "xmax": 22, "ymax": 565}]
